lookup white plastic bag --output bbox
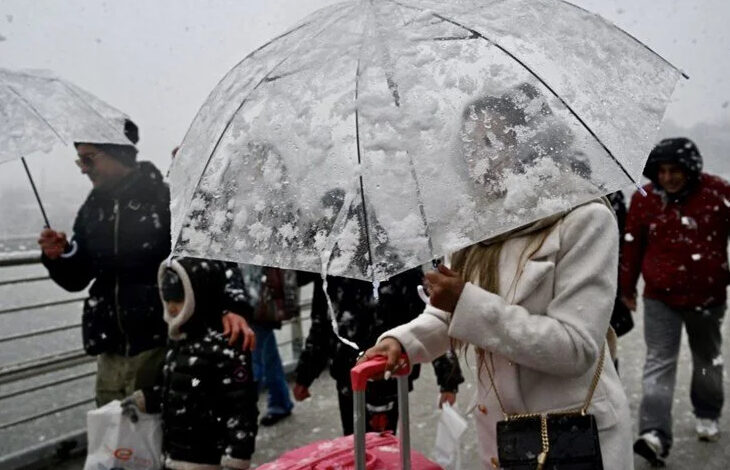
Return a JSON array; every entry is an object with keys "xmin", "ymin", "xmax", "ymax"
[
  {"xmin": 84, "ymin": 400, "xmax": 163, "ymax": 470},
  {"xmin": 432, "ymin": 403, "xmax": 468, "ymax": 470}
]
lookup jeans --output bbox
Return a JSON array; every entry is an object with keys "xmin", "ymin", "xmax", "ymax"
[
  {"xmin": 252, "ymin": 325, "xmax": 293, "ymax": 415},
  {"xmin": 639, "ymin": 298, "xmax": 725, "ymax": 450}
]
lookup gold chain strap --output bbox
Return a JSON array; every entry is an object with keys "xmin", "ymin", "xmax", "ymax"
[
  {"xmin": 486, "ymin": 343, "xmax": 606, "ymax": 469},
  {"xmin": 537, "ymin": 415, "xmax": 549, "ymax": 470}
]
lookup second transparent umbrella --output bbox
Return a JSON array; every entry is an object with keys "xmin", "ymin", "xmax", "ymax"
[{"xmin": 0, "ymin": 68, "xmax": 132, "ymax": 227}]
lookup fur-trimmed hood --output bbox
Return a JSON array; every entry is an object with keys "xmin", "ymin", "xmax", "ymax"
[{"xmin": 158, "ymin": 257, "xmax": 248, "ymax": 340}]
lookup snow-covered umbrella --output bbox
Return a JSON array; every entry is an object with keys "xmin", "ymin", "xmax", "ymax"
[
  {"xmin": 0, "ymin": 68, "xmax": 131, "ymax": 226},
  {"xmin": 170, "ymin": 0, "xmax": 685, "ymax": 282}
]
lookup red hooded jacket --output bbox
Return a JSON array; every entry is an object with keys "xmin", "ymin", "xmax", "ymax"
[{"xmin": 620, "ymin": 173, "xmax": 730, "ymax": 309}]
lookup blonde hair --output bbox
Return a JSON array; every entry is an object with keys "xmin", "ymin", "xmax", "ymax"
[{"xmin": 450, "ymin": 223, "xmax": 556, "ymax": 376}]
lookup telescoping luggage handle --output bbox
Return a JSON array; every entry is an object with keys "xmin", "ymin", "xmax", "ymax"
[{"xmin": 350, "ymin": 354, "xmax": 412, "ymax": 470}]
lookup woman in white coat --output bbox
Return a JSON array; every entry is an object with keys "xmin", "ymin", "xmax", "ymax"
[{"xmin": 362, "ymin": 200, "xmax": 633, "ymax": 469}]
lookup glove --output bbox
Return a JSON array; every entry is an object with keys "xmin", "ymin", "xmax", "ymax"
[
  {"xmin": 120, "ymin": 390, "xmax": 146, "ymax": 423},
  {"xmin": 120, "ymin": 397, "xmax": 139, "ymax": 423}
]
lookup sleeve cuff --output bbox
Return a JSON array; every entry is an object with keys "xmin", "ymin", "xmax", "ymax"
[
  {"xmin": 377, "ymin": 325, "xmax": 422, "ymax": 361},
  {"xmin": 131, "ymin": 390, "xmax": 146, "ymax": 412},
  {"xmin": 60, "ymin": 240, "xmax": 78, "ymax": 259}
]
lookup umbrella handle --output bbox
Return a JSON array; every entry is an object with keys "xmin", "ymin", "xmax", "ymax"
[{"xmin": 417, "ymin": 285, "xmax": 431, "ymax": 305}]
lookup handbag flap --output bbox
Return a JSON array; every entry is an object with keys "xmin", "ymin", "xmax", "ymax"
[{"xmin": 497, "ymin": 414, "xmax": 602, "ymax": 467}]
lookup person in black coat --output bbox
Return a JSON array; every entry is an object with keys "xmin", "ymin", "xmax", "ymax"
[
  {"xmin": 125, "ymin": 257, "xmax": 259, "ymax": 470},
  {"xmin": 38, "ymin": 122, "xmax": 172, "ymax": 405},
  {"xmin": 38, "ymin": 122, "xmax": 253, "ymax": 406},
  {"xmin": 293, "ymin": 268, "xmax": 464, "ymax": 435}
]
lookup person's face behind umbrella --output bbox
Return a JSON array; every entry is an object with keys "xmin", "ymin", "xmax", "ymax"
[
  {"xmin": 459, "ymin": 83, "xmax": 581, "ymax": 194},
  {"xmin": 75, "ymin": 143, "xmax": 131, "ymax": 191},
  {"xmin": 657, "ymin": 162, "xmax": 688, "ymax": 194}
]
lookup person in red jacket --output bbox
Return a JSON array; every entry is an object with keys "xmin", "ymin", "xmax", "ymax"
[{"xmin": 621, "ymin": 137, "xmax": 730, "ymax": 466}]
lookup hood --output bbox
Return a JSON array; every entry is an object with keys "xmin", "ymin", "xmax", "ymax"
[
  {"xmin": 643, "ymin": 137, "xmax": 703, "ymax": 188},
  {"xmin": 158, "ymin": 257, "xmax": 226, "ymax": 340}
]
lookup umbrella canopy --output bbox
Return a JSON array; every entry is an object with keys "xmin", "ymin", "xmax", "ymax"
[
  {"xmin": 0, "ymin": 68, "xmax": 131, "ymax": 163},
  {"xmin": 170, "ymin": 0, "xmax": 684, "ymax": 282}
]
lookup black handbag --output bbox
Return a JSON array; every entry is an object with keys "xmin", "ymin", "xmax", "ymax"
[{"xmin": 489, "ymin": 347, "xmax": 606, "ymax": 469}]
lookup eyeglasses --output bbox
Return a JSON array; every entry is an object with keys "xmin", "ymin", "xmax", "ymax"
[{"xmin": 75, "ymin": 152, "xmax": 99, "ymax": 169}]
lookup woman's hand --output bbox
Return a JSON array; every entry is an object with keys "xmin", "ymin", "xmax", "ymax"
[
  {"xmin": 424, "ymin": 264, "xmax": 465, "ymax": 313},
  {"xmin": 222, "ymin": 312, "xmax": 256, "ymax": 351},
  {"xmin": 438, "ymin": 391, "xmax": 457, "ymax": 408},
  {"xmin": 621, "ymin": 294, "xmax": 637, "ymax": 312},
  {"xmin": 292, "ymin": 383, "xmax": 311, "ymax": 401},
  {"xmin": 357, "ymin": 337, "xmax": 408, "ymax": 379}
]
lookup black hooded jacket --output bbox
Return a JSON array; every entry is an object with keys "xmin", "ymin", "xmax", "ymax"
[
  {"xmin": 144, "ymin": 257, "xmax": 258, "ymax": 468},
  {"xmin": 42, "ymin": 161, "xmax": 171, "ymax": 356}
]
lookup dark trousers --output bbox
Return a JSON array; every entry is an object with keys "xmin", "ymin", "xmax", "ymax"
[
  {"xmin": 639, "ymin": 297, "xmax": 725, "ymax": 450},
  {"xmin": 336, "ymin": 380, "xmax": 400, "ymax": 436}
]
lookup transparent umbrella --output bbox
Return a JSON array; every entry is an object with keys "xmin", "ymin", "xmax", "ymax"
[
  {"xmin": 170, "ymin": 0, "xmax": 685, "ymax": 282},
  {"xmin": 0, "ymin": 68, "xmax": 131, "ymax": 226}
]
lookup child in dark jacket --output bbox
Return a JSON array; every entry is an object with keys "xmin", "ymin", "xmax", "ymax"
[{"xmin": 124, "ymin": 257, "xmax": 259, "ymax": 470}]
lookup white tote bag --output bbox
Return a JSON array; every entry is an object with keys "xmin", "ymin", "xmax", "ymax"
[{"xmin": 84, "ymin": 400, "xmax": 163, "ymax": 470}]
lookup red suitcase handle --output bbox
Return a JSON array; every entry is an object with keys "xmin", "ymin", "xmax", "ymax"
[{"xmin": 350, "ymin": 354, "xmax": 411, "ymax": 392}]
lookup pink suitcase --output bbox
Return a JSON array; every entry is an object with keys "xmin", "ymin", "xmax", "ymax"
[{"xmin": 258, "ymin": 355, "xmax": 443, "ymax": 470}]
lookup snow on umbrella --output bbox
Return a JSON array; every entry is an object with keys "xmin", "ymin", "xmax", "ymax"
[
  {"xmin": 0, "ymin": 68, "xmax": 132, "ymax": 225},
  {"xmin": 170, "ymin": 0, "xmax": 685, "ymax": 282}
]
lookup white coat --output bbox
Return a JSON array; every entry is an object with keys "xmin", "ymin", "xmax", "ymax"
[{"xmin": 381, "ymin": 201, "xmax": 633, "ymax": 469}]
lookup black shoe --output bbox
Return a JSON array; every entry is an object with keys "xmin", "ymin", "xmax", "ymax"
[
  {"xmin": 259, "ymin": 411, "xmax": 291, "ymax": 426},
  {"xmin": 634, "ymin": 432, "xmax": 666, "ymax": 467}
]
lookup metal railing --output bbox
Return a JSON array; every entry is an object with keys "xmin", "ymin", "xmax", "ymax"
[{"xmin": 0, "ymin": 252, "xmax": 310, "ymax": 470}]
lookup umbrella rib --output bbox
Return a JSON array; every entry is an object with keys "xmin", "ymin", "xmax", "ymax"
[
  {"xmin": 174, "ymin": 5, "xmax": 355, "ymax": 246},
  {"xmin": 171, "ymin": 17, "xmax": 317, "ymax": 179},
  {"xmin": 318, "ymin": 6, "xmax": 373, "ymax": 278},
  {"xmin": 388, "ymin": 0, "xmax": 641, "ymax": 188},
  {"xmin": 3, "ymin": 83, "xmax": 66, "ymax": 144},
  {"xmin": 354, "ymin": 61, "xmax": 376, "ymax": 280},
  {"xmin": 369, "ymin": 1, "xmax": 437, "ymax": 261},
  {"xmin": 172, "ymin": 1, "xmax": 352, "ymax": 176},
  {"xmin": 558, "ymin": 0, "xmax": 688, "ymax": 79},
  {"xmin": 174, "ymin": 55, "xmax": 289, "ymax": 247}
]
